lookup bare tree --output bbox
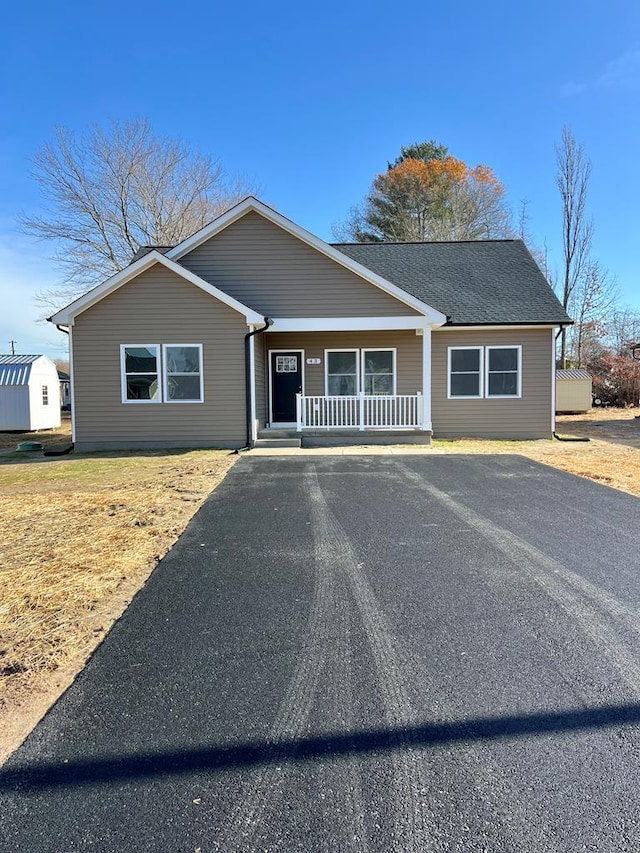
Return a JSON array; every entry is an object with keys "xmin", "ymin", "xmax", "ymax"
[
  {"xmin": 607, "ymin": 306, "xmax": 640, "ymax": 356},
  {"xmin": 556, "ymin": 126, "xmax": 593, "ymax": 366},
  {"xmin": 21, "ymin": 119, "xmax": 257, "ymax": 312},
  {"xmin": 567, "ymin": 260, "xmax": 617, "ymax": 367}
]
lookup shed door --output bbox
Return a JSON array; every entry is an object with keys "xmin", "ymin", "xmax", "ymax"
[{"xmin": 270, "ymin": 351, "xmax": 302, "ymax": 422}]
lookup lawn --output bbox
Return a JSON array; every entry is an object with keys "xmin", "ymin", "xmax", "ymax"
[{"xmin": 0, "ymin": 442, "xmax": 236, "ymax": 761}]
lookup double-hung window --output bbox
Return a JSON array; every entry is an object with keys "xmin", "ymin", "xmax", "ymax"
[
  {"xmin": 325, "ymin": 348, "xmax": 397, "ymax": 396},
  {"xmin": 448, "ymin": 345, "xmax": 521, "ymax": 399},
  {"xmin": 326, "ymin": 350, "xmax": 358, "ymax": 395},
  {"xmin": 486, "ymin": 346, "xmax": 521, "ymax": 397},
  {"xmin": 121, "ymin": 344, "xmax": 203, "ymax": 403},
  {"xmin": 362, "ymin": 349, "xmax": 395, "ymax": 395},
  {"xmin": 164, "ymin": 345, "xmax": 203, "ymax": 402},
  {"xmin": 122, "ymin": 345, "xmax": 160, "ymax": 402},
  {"xmin": 448, "ymin": 347, "xmax": 482, "ymax": 398}
]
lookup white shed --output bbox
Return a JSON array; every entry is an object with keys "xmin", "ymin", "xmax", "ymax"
[
  {"xmin": 0, "ymin": 355, "xmax": 61, "ymax": 430},
  {"xmin": 555, "ymin": 369, "xmax": 592, "ymax": 414}
]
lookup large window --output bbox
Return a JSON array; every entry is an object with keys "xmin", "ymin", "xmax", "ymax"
[
  {"xmin": 486, "ymin": 346, "xmax": 520, "ymax": 397},
  {"xmin": 164, "ymin": 345, "xmax": 203, "ymax": 402},
  {"xmin": 120, "ymin": 344, "xmax": 203, "ymax": 403},
  {"xmin": 448, "ymin": 347, "xmax": 482, "ymax": 398},
  {"xmin": 448, "ymin": 345, "xmax": 521, "ymax": 399},
  {"xmin": 326, "ymin": 350, "xmax": 358, "ymax": 395},
  {"xmin": 325, "ymin": 348, "xmax": 397, "ymax": 396},
  {"xmin": 362, "ymin": 349, "xmax": 395, "ymax": 395},
  {"xmin": 122, "ymin": 345, "xmax": 160, "ymax": 401}
]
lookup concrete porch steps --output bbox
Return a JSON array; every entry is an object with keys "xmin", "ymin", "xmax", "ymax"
[{"xmin": 253, "ymin": 437, "xmax": 302, "ymax": 448}]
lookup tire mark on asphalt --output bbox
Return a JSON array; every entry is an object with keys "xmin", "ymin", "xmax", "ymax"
[
  {"xmin": 397, "ymin": 462, "xmax": 640, "ymax": 699},
  {"xmin": 219, "ymin": 466, "xmax": 369, "ymax": 852},
  {"xmin": 315, "ymin": 593, "xmax": 370, "ymax": 853},
  {"xmin": 306, "ymin": 470, "xmax": 436, "ymax": 852},
  {"xmin": 217, "ymin": 474, "xmax": 337, "ymax": 851}
]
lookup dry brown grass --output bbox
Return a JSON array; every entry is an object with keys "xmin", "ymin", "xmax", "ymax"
[{"xmin": 0, "ymin": 446, "xmax": 235, "ymax": 761}]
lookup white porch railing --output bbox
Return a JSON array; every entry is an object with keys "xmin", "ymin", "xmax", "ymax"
[{"xmin": 296, "ymin": 392, "xmax": 424, "ymax": 431}]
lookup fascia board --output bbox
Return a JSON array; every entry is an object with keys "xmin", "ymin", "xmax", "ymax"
[
  {"xmin": 167, "ymin": 197, "xmax": 447, "ymax": 324},
  {"xmin": 436, "ymin": 323, "xmax": 561, "ymax": 331},
  {"xmin": 267, "ymin": 316, "xmax": 435, "ymax": 332},
  {"xmin": 48, "ymin": 251, "xmax": 263, "ymax": 325}
]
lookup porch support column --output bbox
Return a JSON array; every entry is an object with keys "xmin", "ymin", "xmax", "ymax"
[{"xmin": 421, "ymin": 325, "xmax": 432, "ymax": 431}]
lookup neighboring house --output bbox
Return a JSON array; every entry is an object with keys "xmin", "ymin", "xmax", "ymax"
[
  {"xmin": 555, "ymin": 369, "xmax": 592, "ymax": 414},
  {"xmin": 49, "ymin": 197, "xmax": 571, "ymax": 451},
  {"xmin": 57, "ymin": 369, "xmax": 71, "ymax": 408},
  {"xmin": 0, "ymin": 355, "xmax": 61, "ymax": 431}
]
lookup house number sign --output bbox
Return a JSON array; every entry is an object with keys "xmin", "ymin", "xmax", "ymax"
[{"xmin": 306, "ymin": 358, "xmax": 321, "ymax": 365}]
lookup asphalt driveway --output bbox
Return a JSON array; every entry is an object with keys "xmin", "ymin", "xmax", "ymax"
[{"xmin": 2, "ymin": 455, "xmax": 640, "ymax": 852}]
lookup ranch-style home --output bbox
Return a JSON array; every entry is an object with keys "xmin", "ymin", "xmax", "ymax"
[{"xmin": 49, "ymin": 197, "xmax": 571, "ymax": 451}]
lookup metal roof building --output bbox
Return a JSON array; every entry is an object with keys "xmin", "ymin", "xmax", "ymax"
[{"xmin": 0, "ymin": 355, "xmax": 61, "ymax": 430}]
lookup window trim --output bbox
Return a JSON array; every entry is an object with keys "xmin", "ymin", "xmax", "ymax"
[
  {"xmin": 120, "ymin": 343, "xmax": 161, "ymax": 404},
  {"xmin": 447, "ymin": 345, "xmax": 522, "ymax": 400},
  {"xmin": 42, "ymin": 385, "xmax": 49, "ymax": 406},
  {"xmin": 324, "ymin": 348, "xmax": 359, "ymax": 396},
  {"xmin": 162, "ymin": 343, "xmax": 204, "ymax": 404},
  {"xmin": 485, "ymin": 345, "xmax": 522, "ymax": 399},
  {"xmin": 361, "ymin": 348, "xmax": 397, "ymax": 396},
  {"xmin": 447, "ymin": 346, "xmax": 483, "ymax": 399}
]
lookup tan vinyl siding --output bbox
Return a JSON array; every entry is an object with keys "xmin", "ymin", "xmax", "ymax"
[
  {"xmin": 266, "ymin": 331, "xmax": 423, "ymax": 404},
  {"xmin": 72, "ymin": 265, "xmax": 247, "ymax": 450},
  {"xmin": 179, "ymin": 211, "xmax": 420, "ymax": 318},
  {"xmin": 432, "ymin": 328, "xmax": 554, "ymax": 439},
  {"xmin": 254, "ymin": 333, "xmax": 267, "ymax": 429}
]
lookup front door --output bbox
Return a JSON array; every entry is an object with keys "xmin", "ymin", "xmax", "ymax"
[{"xmin": 270, "ymin": 351, "xmax": 303, "ymax": 423}]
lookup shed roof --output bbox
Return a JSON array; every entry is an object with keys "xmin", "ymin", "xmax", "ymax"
[
  {"xmin": 0, "ymin": 354, "xmax": 43, "ymax": 386},
  {"xmin": 556, "ymin": 369, "xmax": 592, "ymax": 380}
]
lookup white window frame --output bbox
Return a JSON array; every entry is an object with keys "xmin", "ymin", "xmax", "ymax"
[
  {"xmin": 485, "ymin": 345, "xmax": 522, "ymax": 399},
  {"xmin": 447, "ymin": 345, "xmax": 522, "ymax": 400},
  {"xmin": 361, "ymin": 348, "xmax": 397, "ymax": 396},
  {"xmin": 120, "ymin": 343, "xmax": 204, "ymax": 404},
  {"xmin": 447, "ymin": 346, "xmax": 483, "ymax": 399},
  {"xmin": 42, "ymin": 385, "xmax": 49, "ymax": 406},
  {"xmin": 162, "ymin": 344, "xmax": 204, "ymax": 404},
  {"xmin": 120, "ymin": 344, "xmax": 161, "ymax": 404},
  {"xmin": 325, "ymin": 348, "xmax": 359, "ymax": 396}
]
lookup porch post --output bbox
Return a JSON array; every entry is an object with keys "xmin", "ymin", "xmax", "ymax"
[
  {"xmin": 296, "ymin": 392, "xmax": 303, "ymax": 432},
  {"xmin": 422, "ymin": 325, "xmax": 432, "ymax": 431}
]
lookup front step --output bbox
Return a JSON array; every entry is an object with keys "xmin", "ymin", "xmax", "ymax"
[{"xmin": 253, "ymin": 438, "xmax": 301, "ymax": 449}]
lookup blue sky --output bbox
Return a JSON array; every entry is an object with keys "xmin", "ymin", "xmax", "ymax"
[{"xmin": 1, "ymin": 0, "xmax": 639, "ymax": 359}]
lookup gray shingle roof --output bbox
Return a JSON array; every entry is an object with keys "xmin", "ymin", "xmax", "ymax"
[{"xmin": 333, "ymin": 240, "xmax": 571, "ymax": 326}]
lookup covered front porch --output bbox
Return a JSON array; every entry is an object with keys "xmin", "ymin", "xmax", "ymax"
[{"xmin": 250, "ymin": 318, "xmax": 439, "ymax": 447}]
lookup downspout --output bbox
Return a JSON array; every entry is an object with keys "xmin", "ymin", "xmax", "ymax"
[
  {"xmin": 52, "ymin": 322, "xmax": 75, "ymax": 452},
  {"xmin": 240, "ymin": 318, "xmax": 272, "ymax": 451}
]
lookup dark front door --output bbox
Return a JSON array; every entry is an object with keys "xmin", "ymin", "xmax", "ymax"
[{"xmin": 271, "ymin": 351, "xmax": 302, "ymax": 422}]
